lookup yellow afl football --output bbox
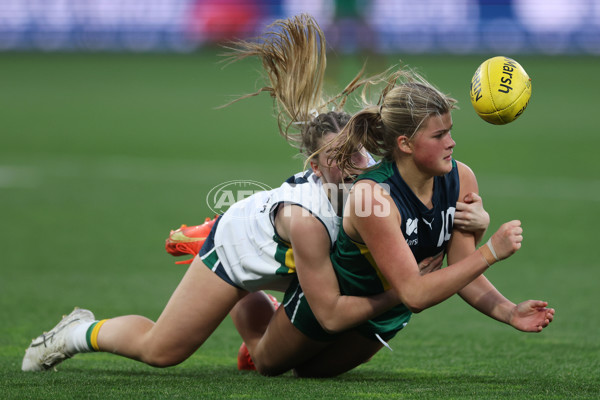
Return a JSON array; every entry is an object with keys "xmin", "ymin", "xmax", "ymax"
[{"xmin": 470, "ymin": 56, "xmax": 531, "ymax": 125}]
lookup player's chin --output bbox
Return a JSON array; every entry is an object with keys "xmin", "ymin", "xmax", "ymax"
[{"xmin": 436, "ymin": 159, "xmax": 454, "ymax": 175}]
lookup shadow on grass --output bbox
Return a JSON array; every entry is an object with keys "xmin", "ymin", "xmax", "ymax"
[{"xmin": 4, "ymin": 363, "xmax": 598, "ymax": 399}]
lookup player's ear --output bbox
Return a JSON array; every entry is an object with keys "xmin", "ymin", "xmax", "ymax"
[
  {"xmin": 310, "ymin": 159, "xmax": 322, "ymax": 177},
  {"xmin": 397, "ymin": 136, "xmax": 413, "ymax": 154}
]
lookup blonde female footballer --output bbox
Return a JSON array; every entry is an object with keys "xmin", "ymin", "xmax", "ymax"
[
  {"xmin": 21, "ymin": 15, "xmax": 490, "ymax": 374},
  {"xmin": 232, "ymin": 67, "xmax": 555, "ymax": 378}
]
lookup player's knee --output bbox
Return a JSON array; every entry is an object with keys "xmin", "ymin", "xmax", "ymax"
[
  {"xmin": 142, "ymin": 349, "xmax": 185, "ymax": 368},
  {"xmin": 253, "ymin": 359, "xmax": 287, "ymax": 377},
  {"xmin": 251, "ymin": 350, "xmax": 292, "ymax": 377},
  {"xmin": 140, "ymin": 339, "xmax": 188, "ymax": 368},
  {"xmin": 292, "ymin": 350, "xmax": 374, "ymax": 378}
]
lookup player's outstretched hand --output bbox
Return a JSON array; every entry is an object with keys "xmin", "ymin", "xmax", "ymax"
[
  {"xmin": 490, "ymin": 220, "xmax": 523, "ymax": 261},
  {"xmin": 509, "ymin": 300, "xmax": 555, "ymax": 332}
]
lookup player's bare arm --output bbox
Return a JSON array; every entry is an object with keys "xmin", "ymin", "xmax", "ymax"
[
  {"xmin": 348, "ymin": 180, "xmax": 521, "ymax": 314},
  {"xmin": 276, "ymin": 204, "xmax": 397, "ymax": 333},
  {"xmin": 449, "ymin": 163, "xmax": 553, "ymax": 332}
]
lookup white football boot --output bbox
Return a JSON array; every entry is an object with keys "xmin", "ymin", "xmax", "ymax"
[{"xmin": 22, "ymin": 307, "xmax": 95, "ymax": 371}]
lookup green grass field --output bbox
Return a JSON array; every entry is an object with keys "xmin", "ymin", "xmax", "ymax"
[{"xmin": 1, "ymin": 52, "xmax": 599, "ymax": 399}]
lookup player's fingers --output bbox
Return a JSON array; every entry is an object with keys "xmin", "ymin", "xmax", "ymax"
[
  {"xmin": 509, "ymin": 219, "xmax": 522, "ymax": 228},
  {"xmin": 418, "ymin": 256, "xmax": 433, "ymax": 269},
  {"xmin": 470, "ymin": 192, "xmax": 482, "ymax": 202},
  {"xmin": 430, "ymin": 254, "xmax": 444, "ymax": 268},
  {"xmin": 455, "ymin": 202, "xmax": 468, "ymax": 211},
  {"xmin": 529, "ymin": 300, "xmax": 547, "ymax": 309},
  {"xmin": 515, "ymin": 235, "xmax": 523, "ymax": 243},
  {"xmin": 463, "ymin": 192, "xmax": 481, "ymax": 203}
]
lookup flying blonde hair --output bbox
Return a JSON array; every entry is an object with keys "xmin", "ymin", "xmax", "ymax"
[{"xmin": 221, "ymin": 13, "xmax": 369, "ymax": 159}]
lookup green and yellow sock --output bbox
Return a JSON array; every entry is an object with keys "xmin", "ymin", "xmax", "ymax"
[
  {"xmin": 68, "ymin": 319, "xmax": 108, "ymax": 354},
  {"xmin": 86, "ymin": 319, "xmax": 108, "ymax": 351}
]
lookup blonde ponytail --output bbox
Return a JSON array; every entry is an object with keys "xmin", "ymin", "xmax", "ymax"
[
  {"xmin": 329, "ymin": 67, "xmax": 458, "ymax": 172},
  {"xmin": 221, "ymin": 14, "xmax": 328, "ymax": 149}
]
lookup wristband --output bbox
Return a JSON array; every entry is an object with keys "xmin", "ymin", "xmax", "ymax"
[
  {"xmin": 486, "ymin": 238, "xmax": 499, "ymax": 261},
  {"xmin": 479, "ymin": 243, "xmax": 497, "ymax": 267}
]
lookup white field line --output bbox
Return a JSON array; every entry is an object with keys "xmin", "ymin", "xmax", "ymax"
[
  {"xmin": 477, "ymin": 173, "xmax": 600, "ymax": 203},
  {"xmin": 0, "ymin": 166, "xmax": 39, "ymax": 188},
  {"xmin": 0, "ymin": 155, "xmax": 283, "ymax": 187},
  {"xmin": 1, "ymin": 157, "xmax": 599, "ymax": 203}
]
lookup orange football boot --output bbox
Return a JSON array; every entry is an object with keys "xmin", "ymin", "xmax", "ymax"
[
  {"xmin": 237, "ymin": 342, "xmax": 256, "ymax": 371},
  {"xmin": 165, "ymin": 216, "xmax": 218, "ymax": 265}
]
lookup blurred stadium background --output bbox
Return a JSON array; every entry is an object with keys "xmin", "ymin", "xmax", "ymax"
[{"xmin": 2, "ymin": 0, "xmax": 600, "ymax": 54}]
